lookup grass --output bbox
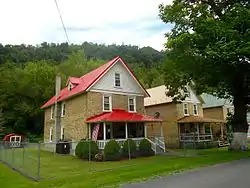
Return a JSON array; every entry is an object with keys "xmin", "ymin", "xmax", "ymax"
[{"xmin": 0, "ymin": 147, "xmax": 250, "ymax": 188}]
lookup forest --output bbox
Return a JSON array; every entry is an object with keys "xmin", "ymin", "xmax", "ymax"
[{"xmin": 0, "ymin": 42, "xmax": 165, "ymax": 140}]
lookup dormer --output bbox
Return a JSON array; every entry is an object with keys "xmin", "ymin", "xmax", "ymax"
[{"xmin": 66, "ymin": 77, "xmax": 82, "ymax": 91}]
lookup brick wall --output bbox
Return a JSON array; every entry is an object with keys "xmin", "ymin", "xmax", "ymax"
[{"xmin": 43, "ymin": 91, "xmax": 146, "ymax": 142}]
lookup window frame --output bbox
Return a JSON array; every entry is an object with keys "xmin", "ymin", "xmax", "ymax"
[
  {"xmin": 114, "ymin": 72, "xmax": 121, "ymax": 88},
  {"xmin": 183, "ymin": 103, "xmax": 189, "ymax": 116},
  {"xmin": 61, "ymin": 102, "xmax": 66, "ymax": 117},
  {"xmin": 49, "ymin": 127, "xmax": 53, "ymax": 142},
  {"xmin": 51, "ymin": 105, "xmax": 55, "ymax": 119},
  {"xmin": 60, "ymin": 126, "xmax": 65, "ymax": 140},
  {"xmin": 193, "ymin": 104, "xmax": 198, "ymax": 116},
  {"xmin": 103, "ymin": 95, "xmax": 112, "ymax": 112},
  {"xmin": 128, "ymin": 96, "xmax": 136, "ymax": 112}
]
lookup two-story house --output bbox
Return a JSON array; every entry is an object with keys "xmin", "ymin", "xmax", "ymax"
[
  {"xmin": 144, "ymin": 85, "xmax": 225, "ymax": 148},
  {"xmin": 41, "ymin": 56, "xmax": 163, "ymax": 151},
  {"xmin": 200, "ymin": 93, "xmax": 234, "ymax": 142}
]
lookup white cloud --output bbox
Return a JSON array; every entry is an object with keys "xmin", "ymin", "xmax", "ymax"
[{"xmin": 0, "ymin": 0, "xmax": 172, "ymax": 51}]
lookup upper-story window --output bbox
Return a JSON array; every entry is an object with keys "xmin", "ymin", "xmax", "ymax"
[
  {"xmin": 114, "ymin": 73, "xmax": 121, "ymax": 87},
  {"xmin": 183, "ymin": 86, "xmax": 190, "ymax": 97},
  {"xmin": 183, "ymin": 103, "xmax": 189, "ymax": 115},
  {"xmin": 61, "ymin": 102, "xmax": 66, "ymax": 117},
  {"xmin": 103, "ymin": 95, "xmax": 112, "ymax": 111},
  {"xmin": 128, "ymin": 96, "xmax": 136, "ymax": 112},
  {"xmin": 51, "ymin": 105, "xmax": 55, "ymax": 119},
  {"xmin": 193, "ymin": 104, "xmax": 198, "ymax": 115}
]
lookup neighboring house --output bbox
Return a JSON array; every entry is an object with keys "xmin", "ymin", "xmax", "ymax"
[
  {"xmin": 201, "ymin": 93, "xmax": 234, "ymax": 120},
  {"xmin": 200, "ymin": 93, "xmax": 234, "ymax": 141},
  {"xmin": 144, "ymin": 85, "xmax": 225, "ymax": 148},
  {"xmin": 247, "ymin": 111, "xmax": 250, "ymax": 138},
  {"xmin": 41, "ymin": 56, "xmax": 164, "ymax": 152}
]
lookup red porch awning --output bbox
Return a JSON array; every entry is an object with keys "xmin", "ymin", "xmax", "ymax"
[{"xmin": 86, "ymin": 109, "xmax": 162, "ymax": 123}]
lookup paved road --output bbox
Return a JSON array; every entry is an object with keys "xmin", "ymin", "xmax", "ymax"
[{"xmin": 123, "ymin": 159, "xmax": 250, "ymax": 188}]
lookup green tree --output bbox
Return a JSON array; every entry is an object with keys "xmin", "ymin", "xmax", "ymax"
[{"xmin": 159, "ymin": 1, "xmax": 250, "ymax": 149}]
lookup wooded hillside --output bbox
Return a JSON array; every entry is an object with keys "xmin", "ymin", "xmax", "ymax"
[{"xmin": 0, "ymin": 42, "xmax": 164, "ymax": 140}]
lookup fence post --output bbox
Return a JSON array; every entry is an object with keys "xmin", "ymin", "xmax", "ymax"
[
  {"xmin": 37, "ymin": 142, "xmax": 41, "ymax": 181},
  {"xmin": 128, "ymin": 139, "xmax": 131, "ymax": 160},
  {"xmin": 12, "ymin": 147, "xmax": 14, "ymax": 165},
  {"xmin": 22, "ymin": 144, "xmax": 25, "ymax": 167},
  {"xmin": 88, "ymin": 140, "xmax": 91, "ymax": 162}
]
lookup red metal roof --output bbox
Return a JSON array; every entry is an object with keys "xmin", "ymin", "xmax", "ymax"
[
  {"xmin": 86, "ymin": 109, "xmax": 162, "ymax": 123},
  {"xmin": 41, "ymin": 56, "xmax": 150, "ymax": 109}
]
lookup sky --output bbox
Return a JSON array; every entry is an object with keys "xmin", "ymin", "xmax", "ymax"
[{"xmin": 0, "ymin": 0, "xmax": 173, "ymax": 51}]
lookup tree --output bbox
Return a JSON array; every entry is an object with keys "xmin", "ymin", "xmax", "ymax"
[{"xmin": 159, "ymin": 0, "xmax": 250, "ymax": 150}]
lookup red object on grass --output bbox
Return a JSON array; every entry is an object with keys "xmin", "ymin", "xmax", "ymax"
[
  {"xmin": 41, "ymin": 56, "xmax": 150, "ymax": 109},
  {"xmin": 86, "ymin": 109, "xmax": 162, "ymax": 123}
]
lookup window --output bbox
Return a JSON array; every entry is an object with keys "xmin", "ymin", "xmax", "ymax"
[
  {"xmin": 61, "ymin": 102, "xmax": 66, "ymax": 117},
  {"xmin": 61, "ymin": 127, "xmax": 65, "ymax": 140},
  {"xmin": 114, "ymin": 73, "xmax": 121, "ymax": 87},
  {"xmin": 51, "ymin": 105, "xmax": 55, "ymax": 119},
  {"xmin": 103, "ymin": 95, "xmax": 112, "ymax": 111},
  {"xmin": 183, "ymin": 103, "xmax": 189, "ymax": 115},
  {"xmin": 49, "ymin": 127, "xmax": 53, "ymax": 142},
  {"xmin": 183, "ymin": 87, "xmax": 190, "ymax": 97},
  {"xmin": 193, "ymin": 104, "xmax": 198, "ymax": 115},
  {"xmin": 68, "ymin": 82, "xmax": 73, "ymax": 91},
  {"xmin": 128, "ymin": 96, "xmax": 136, "ymax": 112}
]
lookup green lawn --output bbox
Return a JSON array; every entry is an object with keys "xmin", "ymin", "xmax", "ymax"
[{"xmin": 0, "ymin": 147, "xmax": 250, "ymax": 188}]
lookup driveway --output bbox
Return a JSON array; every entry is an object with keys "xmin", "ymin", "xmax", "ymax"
[{"xmin": 123, "ymin": 158, "xmax": 250, "ymax": 188}]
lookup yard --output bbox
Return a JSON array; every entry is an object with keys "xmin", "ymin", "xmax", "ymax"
[{"xmin": 1, "ymin": 147, "xmax": 250, "ymax": 188}]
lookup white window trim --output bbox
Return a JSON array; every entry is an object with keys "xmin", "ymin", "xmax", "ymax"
[
  {"xmin": 183, "ymin": 103, "xmax": 189, "ymax": 116},
  {"xmin": 51, "ymin": 105, "xmax": 55, "ymax": 119},
  {"xmin": 103, "ymin": 94, "xmax": 112, "ymax": 112},
  {"xmin": 193, "ymin": 104, "xmax": 198, "ymax": 116},
  {"xmin": 49, "ymin": 127, "xmax": 53, "ymax": 142},
  {"xmin": 128, "ymin": 96, "xmax": 136, "ymax": 112},
  {"xmin": 114, "ymin": 72, "xmax": 122, "ymax": 88},
  {"xmin": 61, "ymin": 102, "xmax": 66, "ymax": 117},
  {"xmin": 60, "ymin": 126, "xmax": 65, "ymax": 140}
]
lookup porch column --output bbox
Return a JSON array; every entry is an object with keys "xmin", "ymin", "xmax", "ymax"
[
  {"xmin": 144, "ymin": 124, "xmax": 147, "ymax": 138},
  {"xmin": 210, "ymin": 124, "xmax": 213, "ymax": 140},
  {"xmin": 103, "ymin": 122, "xmax": 106, "ymax": 140},
  {"xmin": 125, "ymin": 123, "xmax": 128, "ymax": 139},
  {"xmin": 160, "ymin": 122, "xmax": 163, "ymax": 137},
  {"xmin": 88, "ymin": 124, "xmax": 91, "ymax": 139},
  {"xmin": 220, "ymin": 124, "xmax": 224, "ymax": 139},
  {"xmin": 110, "ymin": 124, "xmax": 113, "ymax": 139},
  {"xmin": 196, "ymin": 124, "xmax": 200, "ymax": 141}
]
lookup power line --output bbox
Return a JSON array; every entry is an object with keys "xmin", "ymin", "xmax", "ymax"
[{"xmin": 54, "ymin": 0, "xmax": 70, "ymax": 44}]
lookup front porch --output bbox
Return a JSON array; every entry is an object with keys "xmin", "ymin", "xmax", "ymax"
[
  {"xmin": 86, "ymin": 109, "xmax": 165, "ymax": 151},
  {"xmin": 177, "ymin": 116, "xmax": 226, "ymax": 145}
]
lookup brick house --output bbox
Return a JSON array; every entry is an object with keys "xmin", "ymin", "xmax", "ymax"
[
  {"xmin": 41, "ymin": 56, "xmax": 164, "ymax": 151},
  {"xmin": 144, "ymin": 85, "xmax": 225, "ymax": 148}
]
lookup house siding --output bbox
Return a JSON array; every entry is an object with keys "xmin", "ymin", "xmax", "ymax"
[
  {"xmin": 203, "ymin": 107, "xmax": 224, "ymax": 120},
  {"xmin": 145, "ymin": 102, "xmax": 179, "ymax": 147},
  {"xmin": 90, "ymin": 60, "xmax": 145, "ymax": 96},
  {"xmin": 44, "ymin": 91, "xmax": 145, "ymax": 142}
]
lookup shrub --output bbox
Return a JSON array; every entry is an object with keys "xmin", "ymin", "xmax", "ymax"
[
  {"xmin": 122, "ymin": 139, "xmax": 138, "ymax": 158},
  {"xmin": 94, "ymin": 153, "xmax": 104, "ymax": 162},
  {"xmin": 75, "ymin": 140, "xmax": 99, "ymax": 160},
  {"xmin": 139, "ymin": 139, "xmax": 154, "ymax": 157},
  {"xmin": 104, "ymin": 139, "xmax": 121, "ymax": 161}
]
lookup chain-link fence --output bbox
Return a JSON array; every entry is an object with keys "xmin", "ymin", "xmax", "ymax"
[{"xmin": 0, "ymin": 137, "xmax": 225, "ymax": 181}]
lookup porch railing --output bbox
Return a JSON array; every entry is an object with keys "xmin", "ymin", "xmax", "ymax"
[
  {"xmin": 96, "ymin": 138, "xmax": 145, "ymax": 150},
  {"xmin": 180, "ymin": 133, "xmax": 213, "ymax": 142}
]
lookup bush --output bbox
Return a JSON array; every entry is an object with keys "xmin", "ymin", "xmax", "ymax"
[
  {"xmin": 104, "ymin": 139, "xmax": 121, "ymax": 161},
  {"xmin": 139, "ymin": 138, "xmax": 154, "ymax": 157},
  {"xmin": 195, "ymin": 141, "xmax": 218, "ymax": 149},
  {"xmin": 75, "ymin": 140, "xmax": 99, "ymax": 160},
  {"xmin": 122, "ymin": 139, "xmax": 138, "ymax": 158}
]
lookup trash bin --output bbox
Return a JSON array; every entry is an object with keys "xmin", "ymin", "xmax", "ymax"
[{"xmin": 56, "ymin": 141, "xmax": 70, "ymax": 154}]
